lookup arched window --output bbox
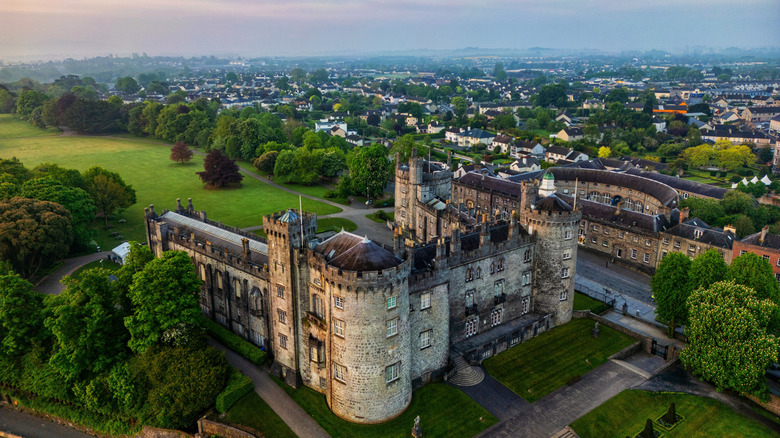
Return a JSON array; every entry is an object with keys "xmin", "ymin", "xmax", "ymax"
[
  {"xmin": 624, "ymin": 199, "xmax": 634, "ymax": 211},
  {"xmin": 498, "ymin": 257, "xmax": 505, "ymax": 271},
  {"xmin": 476, "ymin": 267, "xmax": 482, "ymax": 278},
  {"xmin": 602, "ymin": 193, "xmax": 611, "ymax": 204},
  {"xmin": 490, "ymin": 263, "xmax": 496, "ymax": 274}
]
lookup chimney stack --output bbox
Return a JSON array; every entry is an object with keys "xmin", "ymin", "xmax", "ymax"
[
  {"xmin": 242, "ymin": 238, "xmax": 251, "ymax": 261},
  {"xmin": 724, "ymin": 224, "xmax": 737, "ymax": 235},
  {"xmin": 760, "ymin": 225, "xmax": 769, "ymax": 244},
  {"xmin": 680, "ymin": 207, "xmax": 690, "ymax": 222}
]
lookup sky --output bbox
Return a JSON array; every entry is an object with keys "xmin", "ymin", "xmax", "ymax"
[{"xmin": 1, "ymin": 0, "xmax": 779, "ymax": 61}]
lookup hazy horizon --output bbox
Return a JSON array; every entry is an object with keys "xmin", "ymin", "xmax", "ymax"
[{"xmin": 2, "ymin": 0, "xmax": 779, "ymax": 62}]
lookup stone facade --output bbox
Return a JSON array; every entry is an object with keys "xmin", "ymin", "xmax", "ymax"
[{"xmin": 145, "ymin": 156, "xmax": 579, "ymax": 425}]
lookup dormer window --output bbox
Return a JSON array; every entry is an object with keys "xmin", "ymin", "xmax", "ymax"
[{"xmin": 694, "ymin": 229, "xmax": 703, "ymax": 239}]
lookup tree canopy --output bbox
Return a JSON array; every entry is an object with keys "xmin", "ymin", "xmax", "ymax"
[
  {"xmin": 651, "ymin": 252, "xmax": 693, "ymax": 332},
  {"xmin": 169, "ymin": 141, "xmax": 194, "ymax": 164},
  {"xmin": 83, "ymin": 167, "xmax": 137, "ymax": 229},
  {"xmin": 346, "ymin": 144, "xmax": 392, "ymax": 198},
  {"xmin": 681, "ymin": 280, "xmax": 779, "ymax": 400},
  {"xmin": 196, "ymin": 149, "xmax": 243, "ymax": 188}
]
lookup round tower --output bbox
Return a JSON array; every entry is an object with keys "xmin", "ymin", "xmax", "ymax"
[
  {"xmin": 314, "ymin": 232, "xmax": 412, "ymax": 424},
  {"xmin": 525, "ymin": 180, "xmax": 581, "ymax": 326}
]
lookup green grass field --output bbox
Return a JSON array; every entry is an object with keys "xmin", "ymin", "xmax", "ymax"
[
  {"xmin": 0, "ymin": 125, "xmax": 342, "ymax": 247},
  {"xmin": 316, "ymin": 217, "xmax": 357, "ymax": 233},
  {"xmin": 571, "ymin": 390, "xmax": 777, "ymax": 437},
  {"xmin": 274, "ymin": 380, "xmax": 497, "ymax": 438},
  {"xmin": 0, "ymin": 114, "xmax": 60, "ymax": 139},
  {"xmin": 573, "ymin": 292, "xmax": 612, "ymax": 315},
  {"xmin": 366, "ymin": 210, "xmax": 394, "ymax": 223},
  {"xmin": 225, "ymin": 391, "xmax": 297, "ymax": 438},
  {"xmin": 483, "ymin": 318, "xmax": 635, "ymax": 403}
]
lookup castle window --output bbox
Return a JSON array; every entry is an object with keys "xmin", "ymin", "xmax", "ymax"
[
  {"xmin": 334, "ymin": 319, "xmax": 345, "ymax": 337},
  {"xmin": 674, "ymin": 241, "xmax": 681, "ymax": 249},
  {"xmin": 602, "ymin": 240, "xmax": 608, "ymax": 247},
  {"xmin": 466, "ymin": 268, "xmax": 474, "ymax": 282},
  {"xmin": 420, "ymin": 330, "xmax": 432, "ymax": 349},
  {"xmin": 564, "ymin": 230, "xmax": 572, "ymax": 240},
  {"xmin": 604, "ymin": 228, "xmax": 609, "ymax": 235},
  {"xmin": 498, "ymin": 258, "xmax": 505, "ymax": 271},
  {"xmin": 200, "ymin": 265, "xmax": 207, "ymax": 281},
  {"xmin": 591, "ymin": 237, "xmax": 597, "ymax": 244},
  {"xmin": 385, "ymin": 363, "xmax": 400, "ymax": 383},
  {"xmin": 644, "ymin": 253, "xmax": 650, "ymax": 263},
  {"xmin": 563, "ymin": 249, "xmax": 571, "ymax": 260},
  {"xmin": 465, "ymin": 318, "xmax": 478, "ymax": 337},
  {"xmin": 645, "ymin": 239, "xmax": 651, "ymax": 246},
  {"xmin": 560, "ymin": 290, "xmax": 568, "ymax": 301},
  {"xmin": 279, "ymin": 334, "xmax": 288, "ymax": 349},
  {"xmin": 694, "ymin": 229, "xmax": 703, "ymax": 239},
  {"xmin": 313, "ymin": 294, "xmax": 325, "ymax": 318},
  {"xmin": 491, "ymin": 308, "xmax": 503, "ymax": 327},
  {"xmin": 631, "ymin": 249, "xmax": 637, "ymax": 259},
  {"xmin": 465, "ymin": 290, "xmax": 475, "ymax": 307},
  {"xmin": 278, "ymin": 309, "xmax": 287, "ymax": 324},
  {"xmin": 688, "ymin": 244, "xmax": 696, "ymax": 253},
  {"xmin": 523, "ymin": 250, "xmax": 532, "ymax": 263},
  {"xmin": 490, "ymin": 263, "xmax": 496, "ymax": 274},
  {"xmin": 476, "ymin": 267, "xmax": 482, "ymax": 279},
  {"xmin": 334, "ymin": 296, "xmax": 344, "ymax": 309},
  {"xmin": 276, "ymin": 284, "xmax": 285, "ymax": 299},
  {"xmin": 334, "ymin": 363, "xmax": 346, "ymax": 382},
  {"xmin": 494, "ymin": 280, "xmax": 504, "ymax": 296},
  {"xmin": 521, "ymin": 297, "xmax": 530, "ymax": 314},
  {"xmin": 522, "ymin": 272, "xmax": 532, "ymax": 286},
  {"xmin": 662, "ymin": 237, "xmax": 669, "ymax": 245},
  {"xmin": 387, "ymin": 296, "xmax": 397, "ymax": 309},
  {"xmin": 235, "ymin": 279, "xmax": 241, "ymax": 298},
  {"xmin": 386, "ymin": 318, "xmax": 398, "ymax": 337},
  {"xmin": 561, "ymin": 267, "xmax": 570, "ymax": 278},
  {"xmin": 420, "ymin": 292, "xmax": 431, "ymax": 310}
]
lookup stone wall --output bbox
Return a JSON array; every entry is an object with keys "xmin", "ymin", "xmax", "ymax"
[
  {"xmin": 409, "ymin": 282, "xmax": 450, "ymax": 384},
  {"xmin": 197, "ymin": 418, "xmax": 258, "ymax": 438}
]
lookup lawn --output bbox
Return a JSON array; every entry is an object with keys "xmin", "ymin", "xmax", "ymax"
[
  {"xmin": 573, "ymin": 292, "xmax": 612, "ymax": 315},
  {"xmin": 225, "ymin": 391, "xmax": 297, "ymax": 438},
  {"xmin": 571, "ymin": 390, "xmax": 777, "ymax": 438},
  {"xmin": 235, "ymin": 160, "xmax": 351, "ymax": 205},
  {"xmin": 274, "ymin": 380, "xmax": 497, "ymax": 438},
  {"xmin": 69, "ymin": 260, "xmax": 121, "ymax": 280},
  {"xmin": 0, "ymin": 135, "xmax": 342, "ymax": 247},
  {"xmin": 483, "ymin": 318, "xmax": 635, "ymax": 403},
  {"xmin": 0, "ymin": 114, "xmax": 60, "ymax": 139},
  {"xmin": 366, "ymin": 210, "xmax": 394, "ymax": 223},
  {"xmin": 316, "ymin": 217, "xmax": 357, "ymax": 233}
]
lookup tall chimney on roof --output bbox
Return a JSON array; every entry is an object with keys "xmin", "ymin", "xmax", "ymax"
[
  {"xmin": 680, "ymin": 207, "xmax": 690, "ymax": 222},
  {"xmin": 760, "ymin": 225, "xmax": 769, "ymax": 244}
]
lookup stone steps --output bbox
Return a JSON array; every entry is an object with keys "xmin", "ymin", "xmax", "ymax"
[
  {"xmin": 448, "ymin": 356, "xmax": 485, "ymax": 387},
  {"xmin": 550, "ymin": 426, "xmax": 579, "ymax": 438}
]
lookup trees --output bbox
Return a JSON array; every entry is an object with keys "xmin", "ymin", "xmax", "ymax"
[
  {"xmin": 346, "ymin": 144, "xmax": 392, "ymax": 198},
  {"xmin": 689, "ymin": 248, "xmax": 727, "ymax": 292},
  {"xmin": 728, "ymin": 252, "xmax": 780, "ymax": 308},
  {"xmin": 115, "ymin": 76, "xmax": 140, "ymax": 95},
  {"xmin": 718, "ymin": 144, "xmax": 755, "ymax": 171},
  {"xmin": 83, "ymin": 167, "xmax": 137, "ymax": 228},
  {"xmin": 20, "ymin": 177, "xmax": 97, "ymax": 248},
  {"xmin": 15, "ymin": 90, "xmax": 48, "ymax": 119},
  {"xmin": 535, "ymin": 83, "xmax": 567, "ymax": 108},
  {"xmin": 253, "ymin": 151, "xmax": 279, "ymax": 174},
  {"xmin": 124, "ymin": 251, "xmax": 203, "ymax": 354},
  {"xmin": 597, "ymin": 146, "xmax": 613, "ymax": 158},
  {"xmin": 46, "ymin": 269, "xmax": 129, "ymax": 382},
  {"xmin": 681, "ymin": 281, "xmax": 779, "ymax": 400},
  {"xmin": 390, "ymin": 134, "xmax": 427, "ymax": 163},
  {"xmin": 682, "ymin": 144, "xmax": 717, "ymax": 168},
  {"xmin": 0, "ymin": 272, "xmax": 43, "ymax": 357},
  {"xmin": 196, "ymin": 149, "xmax": 243, "ymax": 188},
  {"xmin": 170, "ymin": 142, "xmax": 194, "ymax": 164},
  {"xmin": 0, "ymin": 197, "xmax": 72, "ymax": 278},
  {"xmin": 651, "ymin": 252, "xmax": 693, "ymax": 333}
]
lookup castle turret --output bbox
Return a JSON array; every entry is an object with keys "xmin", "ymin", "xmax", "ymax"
[{"xmin": 264, "ymin": 209, "xmax": 318, "ymax": 387}]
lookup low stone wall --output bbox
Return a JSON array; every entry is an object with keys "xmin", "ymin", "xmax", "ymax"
[
  {"xmin": 198, "ymin": 418, "xmax": 258, "ymax": 438},
  {"xmin": 609, "ymin": 341, "xmax": 641, "ymax": 360},
  {"xmin": 138, "ymin": 426, "xmax": 195, "ymax": 438},
  {"xmin": 746, "ymin": 393, "xmax": 780, "ymax": 417}
]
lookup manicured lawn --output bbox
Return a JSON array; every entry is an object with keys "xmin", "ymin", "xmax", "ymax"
[
  {"xmin": 274, "ymin": 380, "xmax": 497, "ymax": 438},
  {"xmin": 0, "ymin": 135, "xmax": 342, "ymax": 247},
  {"xmin": 235, "ymin": 161, "xmax": 351, "ymax": 205},
  {"xmin": 225, "ymin": 391, "xmax": 296, "ymax": 438},
  {"xmin": 70, "ymin": 260, "xmax": 121, "ymax": 280},
  {"xmin": 366, "ymin": 210, "xmax": 394, "ymax": 223},
  {"xmin": 317, "ymin": 217, "xmax": 357, "ymax": 233},
  {"xmin": 0, "ymin": 114, "xmax": 60, "ymax": 138},
  {"xmin": 483, "ymin": 318, "xmax": 635, "ymax": 402},
  {"xmin": 573, "ymin": 292, "xmax": 612, "ymax": 315},
  {"xmin": 571, "ymin": 390, "xmax": 777, "ymax": 438}
]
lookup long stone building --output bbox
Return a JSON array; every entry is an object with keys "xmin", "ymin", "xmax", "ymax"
[{"xmin": 144, "ymin": 155, "xmax": 580, "ymax": 424}]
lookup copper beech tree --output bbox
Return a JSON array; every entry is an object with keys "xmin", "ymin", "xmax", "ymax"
[
  {"xmin": 196, "ymin": 149, "xmax": 243, "ymax": 188},
  {"xmin": 169, "ymin": 141, "xmax": 193, "ymax": 164}
]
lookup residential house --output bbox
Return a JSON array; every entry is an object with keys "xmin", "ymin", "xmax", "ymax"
[
  {"xmin": 510, "ymin": 141, "xmax": 545, "ymax": 160},
  {"xmin": 556, "ymin": 127, "xmax": 584, "ymax": 142},
  {"xmin": 509, "ymin": 156, "xmax": 541, "ymax": 173},
  {"xmin": 427, "ymin": 121, "xmax": 445, "ymax": 134},
  {"xmin": 491, "ymin": 134, "xmax": 514, "ymax": 154},
  {"xmin": 445, "ymin": 127, "xmax": 462, "ymax": 143},
  {"xmin": 743, "ymin": 106, "xmax": 780, "ymax": 123},
  {"xmin": 658, "ymin": 216, "xmax": 735, "ymax": 265},
  {"xmin": 732, "ymin": 226, "xmax": 780, "ymax": 282},
  {"xmin": 457, "ymin": 129, "xmax": 495, "ymax": 148},
  {"xmin": 545, "ymin": 146, "xmax": 571, "ymax": 163}
]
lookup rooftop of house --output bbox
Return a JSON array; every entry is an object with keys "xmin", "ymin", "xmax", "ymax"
[{"xmin": 664, "ymin": 218, "xmax": 735, "ymax": 249}]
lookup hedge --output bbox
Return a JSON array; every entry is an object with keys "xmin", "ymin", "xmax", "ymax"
[
  {"xmin": 201, "ymin": 316, "xmax": 267, "ymax": 366},
  {"xmin": 216, "ymin": 368, "xmax": 254, "ymax": 413}
]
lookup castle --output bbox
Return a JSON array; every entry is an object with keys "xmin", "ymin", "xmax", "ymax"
[{"xmin": 144, "ymin": 154, "xmax": 580, "ymax": 424}]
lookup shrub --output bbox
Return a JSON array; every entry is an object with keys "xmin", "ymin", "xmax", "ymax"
[
  {"xmin": 323, "ymin": 190, "xmax": 338, "ymax": 199},
  {"xmin": 374, "ymin": 197, "xmax": 395, "ymax": 208},
  {"xmin": 709, "ymin": 171, "xmax": 717, "ymax": 177},
  {"xmin": 201, "ymin": 317, "xmax": 267, "ymax": 366},
  {"xmin": 719, "ymin": 172, "xmax": 728, "ymax": 177},
  {"xmin": 730, "ymin": 175, "xmax": 742, "ymax": 183},
  {"xmin": 376, "ymin": 210, "xmax": 388, "ymax": 221},
  {"xmin": 216, "ymin": 368, "xmax": 254, "ymax": 413}
]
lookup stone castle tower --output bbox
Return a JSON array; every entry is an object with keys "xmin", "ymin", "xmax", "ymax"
[
  {"xmin": 522, "ymin": 173, "xmax": 581, "ymax": 326},
  {"xmin": 264, "ymin": 209, "xmax": 318, "ymax": 386}
]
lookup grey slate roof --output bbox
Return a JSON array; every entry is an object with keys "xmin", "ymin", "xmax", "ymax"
[
  {"xmin": 558, "ymin": 194, "xmax": 668, "ymax": 233},
  {"xmin": 161, "ymin": 212, "xmax": 268, "ymax": 254},
  {"xmin": 664, "ymin": 219, "xmax": 735, "ymax": 249},
  {"xmin": 624, "ymin": 169, "xmax": 728, "ymax": 200}
]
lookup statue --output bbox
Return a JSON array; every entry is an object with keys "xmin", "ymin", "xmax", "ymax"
[{"xmin": 412, "ymin": 415, "xmax": 422, "ymax": 437}]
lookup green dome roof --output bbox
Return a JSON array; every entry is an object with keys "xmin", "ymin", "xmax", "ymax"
[{"xmin": 543, "ymin": 172, "xmax": 554, "ymax": 180}]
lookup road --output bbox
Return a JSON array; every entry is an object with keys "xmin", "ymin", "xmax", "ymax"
[
  {"xmin": 575, "ymin": 248, "xmax": 652, "ymax": 304},
  {"xmin": 33, "ymin": 251, "xmax": 112, "ymax": 295},
  {"xmin": 0, "ymin": 405, "xmax": 94, "ymax": 438}
]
